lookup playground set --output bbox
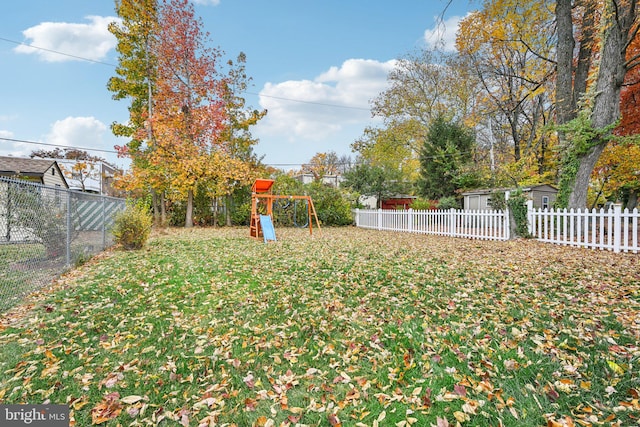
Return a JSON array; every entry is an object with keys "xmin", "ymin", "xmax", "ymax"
[{"xmin": 249, "ymin": 178, "xmax": 321, "ymax": 241}]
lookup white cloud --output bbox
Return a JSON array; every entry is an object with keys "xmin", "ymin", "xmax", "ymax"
[
  {"xmin": 423, "ymin": 14, "xmax": 468, "ymax": 52},
  {"xmin": 191, "ymin": 0, "xmax": 221, "ymax": 5},
  {"xmin": 0, "ymin": 129, "xmax": 33, "ymax": 158},
  {"xmin": 15, "ymin": 16, "xmax": 119, "ymax": 62},
  {"xmin": 256, "ymin": 59, "xmax": 395, "ymax": 142},
  {"xmin": 46, "ymin": 117, "xmax": 107, "ymax": 149}
]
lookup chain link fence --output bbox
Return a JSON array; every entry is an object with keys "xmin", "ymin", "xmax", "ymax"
[{"xmin": 0, "ymin": 177, "xmax": 125, "ymax": 312}]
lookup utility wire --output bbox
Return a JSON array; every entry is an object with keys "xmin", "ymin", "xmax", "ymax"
[
  {"xmin": 2, "ymin": 136, "xmax": 476, "ymax": 169},
  {"xmin": 1, "ymin": 136, "xmax": 119, "ymax": 155},
  {"xmin": 0, "ymin": 136, "xmax": 313, "ymax": 167},
  {"xmin": 0, "ymin": 36, "xmax": 372, "ymax": 111},
  {"xmin": 0, "ymin": 36, "xmax": 117, "ymax": 67}
]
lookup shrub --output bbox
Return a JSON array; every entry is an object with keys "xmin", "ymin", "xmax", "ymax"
[
  {"xmin": 437, "ymin": 196, "xmax": 460, "ymax": 210},
  {"xmin": 231, "ymin": 201, "xmax": 251, "ymax": 226},
  {"xmin": 307, "ymin": 182, "xmax": 353, "ymax": 226},
  {"xmin": 112, "ymin": 202, "xmax": 153, "ymax": 250},
  {"xmin": 489, "ymin": 191, "xmax": 507, "ymax": 211},
  {"xmin": 410, "ymin": 198, "xmax": 438, "ymax": 210}
]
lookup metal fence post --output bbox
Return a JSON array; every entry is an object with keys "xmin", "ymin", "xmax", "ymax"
[
  {"xmin": 66, "ymin": 190, "xmax": 72, "ymax": 266},
  {"xmin": 102, "ymin": 196, "xmax": 106, "ymax": 250}
]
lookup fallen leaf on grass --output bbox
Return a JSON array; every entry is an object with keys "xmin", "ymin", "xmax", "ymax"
[
  {"xmin": 91, "ymin": 392, "xmax": 122, "ymax": 424},
  {"xmin": 121, "ymin": 395, "xmax": 144, "ymax": 404},
  {"xmin": 328, "ymin": 413, "xmax": 341, "ymax": 426}
]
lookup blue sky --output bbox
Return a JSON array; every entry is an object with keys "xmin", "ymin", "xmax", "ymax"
[{"xmin": 0, "ymin": 0, "xmax": 477, "ymax": 170}]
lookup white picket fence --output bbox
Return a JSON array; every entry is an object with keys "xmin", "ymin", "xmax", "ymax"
[
  {"xmin": 353, "ymin": 205, "xmax": 640, "ymax": 253},
  {"xmin": 528, "ymin": 204, "xmax": 639, "ymax": 253},
  {"xmin": 353, "ymin": 208, "xmax": 510, "ymax": 241}
]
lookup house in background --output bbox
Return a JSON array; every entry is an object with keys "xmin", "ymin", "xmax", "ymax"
[
  {"xmin": 462, "ymin": 184, "xmax": 558, "ymax": 211},
  {"xmin": 294, "ymin": 173, "xmax": 342, "ymax": 188},
  {"xmin": 55, "ymin": 159, "xmax": 118, "ymax": 195},
  {"xmin": 0, "ymin": 156, "xmax": 69, "ymax": 188}
]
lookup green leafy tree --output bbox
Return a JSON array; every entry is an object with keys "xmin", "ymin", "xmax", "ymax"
[
  {"xmin": 215, "ymin": 52, "xmax": 267, "ymax": 225},
  {"xmin": 417, "ymin": 116, "xmax": 475, "ymax": 199},
  {"xmin": 306, "ymin": 182, "xmax": 352, "ymax": 226},
  {"xmin": 351, "ymin": 123, "xmax": 421, "ymax": 183},
  {"xmin": 342, "ymin": 162, "xmax": 408, "ymax": 209}
]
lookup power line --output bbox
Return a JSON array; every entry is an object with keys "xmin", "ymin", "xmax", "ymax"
[
  {"xmin": 0, "ymin": 136, "xmax": 310, "ymax": 167},
  {"xmin": 0, "ymin": 136, "xmax": 119, "ymax": 155},
  {"xmin": 0, "ymin": 37, "xmax": 117, "ymax": 67},
  {"xmin": 0, "ymin": 36, "xmax": 373, "ymax": 112},
  {"xmin": 1, "ymin": 136, "xmax": 477, "ymax": 169}
]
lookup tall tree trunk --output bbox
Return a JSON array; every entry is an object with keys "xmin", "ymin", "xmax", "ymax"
[
  {"xmin": 226, "ymin": 194, "xmax": 233, "ymax": 226},
  {"xmin": 557, "ymin": 0, "xmax": 636, "ymax": 209},
  {"xmin": 161, "ymin": 191, "xmax": 167, "ymax": 226},
  {"xmin": 567, "ymin": 143, "xmax": 607, "ymax": 209},
  {"xmin": 568, "ymin": 0, "xmax": 633, "ymax": 209},
  {"xmin": 152, "ymin": 188, "xmax": 160, "ymax": 225},
  {"xmin": 627, "ymin": 189, "xmax": 638, "ymax": 210},
  {"xmin": 555, "ymin": 0, "xmax": 576, "ymax": 125},
  {"xmin": 185, "ymin": 189, "xmax": 194, "ymax": 228},
  {"xmin": 212, "ymin": 197, "xmax": 218, "ymax": 228}
]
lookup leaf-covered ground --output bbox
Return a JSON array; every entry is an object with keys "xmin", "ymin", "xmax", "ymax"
[{"xmin": 0, "ymin": 227, "xmax": 638, "ymax": 427}]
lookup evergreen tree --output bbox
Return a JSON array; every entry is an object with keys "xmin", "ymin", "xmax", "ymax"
[{"xmin": 417, "ymin": 116, "xmax": 475, "ymax": 199}]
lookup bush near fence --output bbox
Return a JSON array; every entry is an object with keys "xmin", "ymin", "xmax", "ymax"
[{"xmin": 0, "ymin": 177, "xmax": 125, "ymax": 311}]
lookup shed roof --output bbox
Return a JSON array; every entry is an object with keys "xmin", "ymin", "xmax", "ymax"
[{"xmin": 461, "ymin": 184, "xmax": 557, "ymax": 196}]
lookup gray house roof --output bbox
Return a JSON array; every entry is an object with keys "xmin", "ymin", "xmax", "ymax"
[
  {"xmin": 461, "ymin": 184, "xmax": 557, "ymax": 196},
  {"xmin": 0, "ymin": 156, "xmax": 69, "ymax": 187}
]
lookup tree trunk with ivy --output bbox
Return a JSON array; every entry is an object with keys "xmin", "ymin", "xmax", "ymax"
[{"xmin": 555, "ymin": 0, "xmax": 637, "ymax": 209}]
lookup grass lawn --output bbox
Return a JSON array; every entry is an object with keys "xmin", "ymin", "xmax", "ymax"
[{"xmin": 0, "ymin": 227, "xmax": 638, "ymax": 427}]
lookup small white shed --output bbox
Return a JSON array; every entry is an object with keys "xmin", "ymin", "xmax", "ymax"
[{"xmin": 462, "ymin": 184, "xmax": 558, "ymax": 210}]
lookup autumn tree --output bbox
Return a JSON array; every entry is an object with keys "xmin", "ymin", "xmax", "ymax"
[
  {"xmin": 456, "ymin": 0, "xmax": 556, "ymax": 181},
  {"xmin": 361, "ymin": 49, "xmax": 481, "ymax": 185},
  {"xmin": 555, "ymin": 0, "xmax": 639, "ymax": 209},
  {"xmin": 591, "ymin": 141, "xmax": 640, "ymax": 209},
  {"xmin": 351, "ymin": 122, "xmax": 421, "ymax": 183},
  {"xmin": 108, "ymin": 0, "xmax": 163, "ymax": 220},
  {"xmin": 146, "ymin": 0, "xmax": 230, "ymax": 228},
  {"xmin": 302, "ymin": 151, "xmax": 341, "ymax": 181},
  {"xmin": 109, "ymin": 0, "xmax": 264, "ymax": 227}
]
